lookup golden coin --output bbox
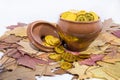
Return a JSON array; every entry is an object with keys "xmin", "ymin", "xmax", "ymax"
[
  {"xmin": 48, "ymin": 53, "xmax": 61, "ymax": 61},
  {"xmin": 61, "ymin": 11, "xmax": 71, "ymax": 19},
  {"xmin": 55, "ymin": 46, "xmax": 65, "ymax": 54},
  {"xmin": 76, "ymin": 14, "xmax": 87, "ymax": 22},
  {"xmin": 85, "ymin": 13, "xmax": 94, "ymax": 21},
  {"xmin": 61, "ymin": 52, "xmax": 77, "ymax": 62},
  {"xmin": 77, "ymin": 10, "xmax": 86, "ymax": 15},
  {"xmin": 89, "ymin": 11, "xmax": 99, "ymax": 21},
  {"xmin": 60, "ymin": 62, "xmax": 72, "ymax": 70},
  {"xmin": 65, "ymin": 13, "xmax": 77, "ymax": 21},
  {"xmin": 44, "ymin": 35, "xmax": 60, "ymax": 46}
]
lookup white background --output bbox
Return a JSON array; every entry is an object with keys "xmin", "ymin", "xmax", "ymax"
[{"xmin": 0, "ymin": 0, "xmax": 120, "ymax": 80}]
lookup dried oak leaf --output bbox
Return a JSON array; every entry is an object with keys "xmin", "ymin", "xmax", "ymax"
[
  {"xmin": 35, "ymin": 53, "xmax": 50, "ymax": 61},
  {"xmin": 5, "ymin": 48, "xmax": 23, "ymax": 59},
  {"xmin": 6, "ymin": 22, "xmax": 27, "ymax": 30},
  {"xmin": 97, "ymin": 61, "xmax": 120, "ymax": 80},
  {"xmin": 5, "ymin": 27, "xmax": 27, "ymax": 37},
  {"xmin": 17, "ymin": 55, "xmax": 48, "ymax": 70},
  {"xmin": 102, "ymin": 46, "xmax": 120, "ymax": 63},
  {"xmin": 0, "ymin": 56, "xmax": 17, "ymax": 71},
  {"xmin": 0, "ymin": 63, "xmax": 60, "ymax": 80},
  {"xmin": 67, "ymin": 62, "xmax": 91, "ymax": 79},
  {"xmin": 79, "ymin": 54, "xmax": 105, "ymax": 66},
  {"xmin": 89, "ymin": 66, "xmax": 115, "ymax": 80},
  {"xmin": 102, "ymin": 18, "xmax": 120, "ymax": 32},
  {"xmin": 0, "ymin": 42, "xmax": 11, "ymax": 50},
  {"xmin": 0, "ymin": 35, "xmax": 22, "ymax": 44},
  {"xmin": 17, "ymin": 40, "xmax": 39, "ymax": 55}
]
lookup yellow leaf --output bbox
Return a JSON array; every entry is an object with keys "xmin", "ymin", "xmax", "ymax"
[
  {"xmin": 67, "ymin": 62, "xmax": 90, "ymax": 79},
  {"xmin": 17, "ymin": 40, "xmax": 40, "ymax": 55},
  {"xmin": 5, "ymin": 27, "xmax": 27, "ymax": 37}
]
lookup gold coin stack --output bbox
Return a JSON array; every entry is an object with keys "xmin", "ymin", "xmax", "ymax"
[{"xmin": 61, "ymin": 10, "xmax": 99, "ymax": 22}]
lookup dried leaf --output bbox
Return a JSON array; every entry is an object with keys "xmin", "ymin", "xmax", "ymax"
[
  {"xmin": 97, "ymin": 62, "xmax": 120, "ymax": 79},
  {"xmin": 6, "ymin": 22, "xmax": 27, "ymax": 30},
  {"xmin": 44, "ymin": 63, "xmax": 60, "ymax": 76},
  {"xmin": 5, "ymin": 27, "xmax": 27, "ymax": 37},
  {"xmin": 0, "ymin": 66, "xmax": 42, "ymax": 80},
  {"xmin": 0, "ymin": 62, "xmax": 60, "ymax": 80},
  {"xmin": 79, "ymin": 54, "xmax": 105, "ymax": 66},
  {"xmin": 103, "ymin": 46, "xmax": 120, "ymax": 63},
  {"xmin": 53, "ymin": 68, "xmax": 67, "ymax": 75},
  {"xmin": 0, "ymin": 42, "xmax": 11, "ymax": 50},
  {"xmin": 67, "ymin": 62, "xmax": 90, "ymax": 79},
  {"xmin": 0, "ymin": 35, "xmax": 22, "ymax": 44},
  {"xmin": 112, "ymin": 30, "xmax": 120, "ymax": 38},
  {"xmin": 35, "ymin": 53, "xmax": 50, "ymax": 61},
  {"xmin": 17, "ymin": 40, "xmax": 39, "ymax": 55},
  {"xmin": 0, "ymin": 56, "xmax": 16, "ymax": 71},
  {"xmin": 17, "ymin": 55, "xmax": 48, "ymax": 69},
  {"xmin": 89, "ymin": 67, "xmax": 115, "ymax": 80},
  {"xmin": 102, "ymin": 18, "xmax": 120, "ymax": 32},
  {"xmin": 5, "ymin": 49, "xmax": 23, "ymax": 59}
]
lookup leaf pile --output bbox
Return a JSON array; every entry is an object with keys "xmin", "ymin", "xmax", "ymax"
[
  {"xmin": 0, "ymin": 24, "xmax": 61, "ymax": 80},
  {"xmin": 0, "ymin": 18, "xmax": 120, "ymax": 80}
]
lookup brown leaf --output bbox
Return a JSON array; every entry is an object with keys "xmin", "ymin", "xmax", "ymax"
[
  {"xmin": 0, "ymin": 35, "xmax": 22, "ymax": 44},
  {"xmin": 103, "ymin": 46, "xmax": 120, "ymax": 63},
  {"xmin": 5, "ymin": 49, "xmax": 23, "ymax": 59},
  {"xmin": 0, "ymin": 63, "xmax": 60, "ymax": 80},
  {"xmin": 0, "ymin": 42, "xmax": 11, "ymax": 50},
  {"xmin": 102, "ymin": 18, "xmax": 120, "ymax": 32},
  {"xmin": 17, "ymin": 55, "xmax": 48, "ymax": 69},
  {"xmin": 97, "ymin": 61, "xmax": 120, "ymax": 79},
  {"xmin": 6, "ymin": 22, "xmax": 27, "ymax": 30},
  {"xmin": 0, "ymin": 56, "xmax": 16, "ymax": 71},
  {"xmin": 79, "ymin": 54, "xmax": 105, "ymax": 66},
  {"xmin": 17, "ymin": 40, "xmax": 39, "ymax": 55},
  {"xmin": 35, "ymin": 53, "xmax": 50, "ymax": 61},
  {"xmin": 53, "ymin": 68, "xmax": 67, "ymax": 75},
  {"xmin": 43, "ymin": 63, "xmax": 60, "ymax": 76},
  {"xmin": 67, "ymin": 62, "xmax": 90, "ymax": 79},
  {"xmin": 89, "ymin": 66, "xmax": 115, "ymax": 80},
  {"xmin": 5, "ymin": 27, "xmax": 27, "ymax": 37},
  {"xmin": 112, "ymin": 30, "xmax": 120, "ymax": 38}
]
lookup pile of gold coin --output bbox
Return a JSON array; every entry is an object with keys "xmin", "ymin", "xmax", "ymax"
[
  {"xmin": 43, "ymin": 35, "xmax": 60, "ymax": 47},
  {"xmin": 44, "ymin": 35, "xmax": 90, "ymax": 70},
  {"xmin": 61, "ymin": 10, "xmax": 99, "ymax": 22}
]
